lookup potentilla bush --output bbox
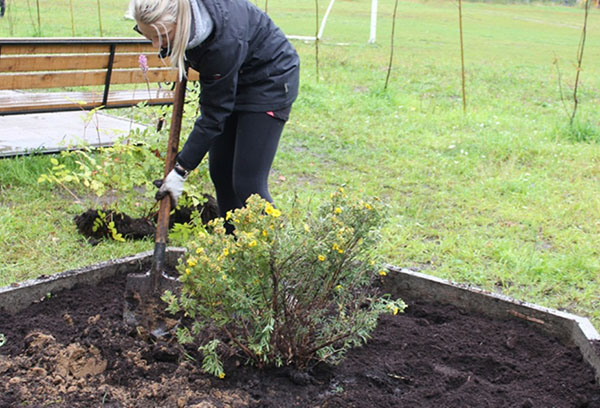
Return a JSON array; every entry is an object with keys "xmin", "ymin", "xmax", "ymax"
[{"xmin": 163, "ymin": 189, "xmax": 405, "ymax": 378}]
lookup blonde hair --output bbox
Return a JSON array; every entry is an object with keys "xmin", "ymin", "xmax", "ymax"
[{"xmin": 134, "ymin": 0, "xmax": 191, "ymax": 80}]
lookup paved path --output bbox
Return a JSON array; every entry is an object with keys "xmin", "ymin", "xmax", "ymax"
[{"xmin": 0, "ymin": 109, "xmax": 147, "ymax": 158}]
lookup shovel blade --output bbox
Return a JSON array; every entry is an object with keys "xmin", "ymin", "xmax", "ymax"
[{"xmin": 123, "ymin": 271, "xmax": 181, "ymax": 331}]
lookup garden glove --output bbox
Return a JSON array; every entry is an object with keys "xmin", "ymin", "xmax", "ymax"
[{"xmin": 155, "ymin": 163, "xmax": 188, "ymax": 207}]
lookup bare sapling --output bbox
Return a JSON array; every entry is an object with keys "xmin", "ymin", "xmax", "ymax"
[
  {"xmin": 69, "ymin": 0, "xmax": 75, "ymax": 36},
  {"xmin": 385, "ymin": 0, "xmax": 400, "ymax": 90},
  {"xmin": 458, "ymin": 0, "xmax": 467, "ymax": 114},
  {"xmin": 570, "ymin": 0, "xmax": 590, "ymax": 124},
  {"xmin": 97, "ymin": 0, "xmax": 103, "ymax": 37}
]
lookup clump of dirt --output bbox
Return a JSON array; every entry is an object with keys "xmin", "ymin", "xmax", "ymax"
[
  {"xmin": 74, "ymin": 194, "xmax": 219, "ymax": 243},
  {"xmin": 73, "ymin": 210, "xmax": 154, "ymax": 242}
]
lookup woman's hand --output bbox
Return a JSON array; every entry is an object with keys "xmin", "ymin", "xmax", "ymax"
[{"xmin": 154, "ymin": 168, "xmax": 186, "ymax": 207}]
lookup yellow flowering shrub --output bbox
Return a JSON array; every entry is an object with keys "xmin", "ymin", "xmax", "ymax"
[{"xmin": 163, "ymin": 189, "xmax": 405, "ymax": 378}]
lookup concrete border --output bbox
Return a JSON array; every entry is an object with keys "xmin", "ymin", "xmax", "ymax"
[
  {"xmin": 0, "ymin": 252, "xmax": 597, "ymax": 383},
  {"xmin": 0, "ymin": 248, "xmax": 185, "ymax": 315}
]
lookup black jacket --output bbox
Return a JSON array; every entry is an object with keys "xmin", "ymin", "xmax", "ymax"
[{"xmin": 176, "ymin": 0, "xmax": 300, "ymax": 170}]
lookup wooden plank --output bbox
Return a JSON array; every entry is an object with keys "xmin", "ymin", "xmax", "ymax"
[
  {"xmin": 0, "ymin": 42, "xmax": 157, "ymax": 56},
  {"xmin": 1, "ymin": 55, "xmax": 110, "ymax": 72},
  {"xmin": 0, "ymin": 69, "xmax": 175, "ymax": 89},
  {"xmin": 0, "ymin": 44, "xmax": 111, "ymax": 55},
  {"xmin": 0, "ymin": 89, "xmax": 175, "ymax": 114},
  {"xmin": 0, "ymin": 71, "xmax": 114, "ymax": 89},
  {"xmin": 1, "ymin": 53, "xmax": 168, "ymax": 73},
  {"xmin": 114, "ymin": 43, "xmax": 160, "ymax": 54},
  {"xmin": 0, "ymin": 67, "xmax": 199, "ymax": 90}
]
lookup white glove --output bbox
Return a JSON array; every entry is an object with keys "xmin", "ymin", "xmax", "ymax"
[{"xmin": 155, "ymin": 168, "xmax": 186, "ymax": 207}]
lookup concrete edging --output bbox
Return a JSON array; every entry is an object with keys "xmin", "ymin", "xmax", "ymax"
[
  {"xmin": 0, "ymin": 251, "xmax": 597, "ymax": 384},
  {"xmin": 0, "ymin": 248, "xmax": 185, "ymax": 315}
]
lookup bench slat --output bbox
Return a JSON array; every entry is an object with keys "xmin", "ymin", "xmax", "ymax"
[
  {"xmin": 0, "ymin": 89, "xmax": 176, "ymax": 114},
  {"xmin": 0, "ymin": 69, "xmax": 199, "ymax": 90},
  {"xmin": 1, "ymin": 53, "xmax": 169, "ymax": 72},
  {"xmin": 0, "ymin": 42, "xmax": 158, "ymax": 55}
]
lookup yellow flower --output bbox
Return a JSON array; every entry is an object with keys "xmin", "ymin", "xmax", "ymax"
[
  {"xmin": 265, "ymin": 202, "xmax": 275, "ymax": 214},
  {"xmin": 225, "ymin": 211, "xmax": 233, "ymax": 221},
  {"xmin": 334, "ymin": 207, "xmax": 342, "ymax": 214},
  {"xmin": 332, "ymin": 243, "xmax": 344, "ymax": 254},
  {"xmin": 185, "ymin": 268, "xmax": 191, "ymax": 275},
  {"xmin": 223, "ymin": 248, "xmax": 229, "ymax": 257},
  {"xmin": 318, "ymin": 254, "xmax": 326, "ymax": 262},
  {"xmin": 265, "ymin": 202, "xmax": 281, "ymax": 218},
  {"xmin": 195, "ymin": 247, "xmax": 203, "ymax": 255},
  {"xmin": 187, "ymin": 257, "xmax": 197, "ymax": 267},
  {"xmin": 378, "ymin": 270, "xmax": 388, "ymax": 276},
  {"xmin": 249, "ymin": 240, "xmax": 257, "ymax": 247},
  {"xmin": 335, "ymin": 284, "xmax": 342, "ymax": 290},
  {"xmin": 364, "ymin": 203, "xmax": 373, "ymax": 210},
  {"xmin": 262, "ymin": 229, "xmax": 268, "ymax": 237},
  {"xmin": 391, "ymin": 306, "xmax": 399, "ymax": 315},
  {"xmin": 303, "ymin": 223, "xmax": 310, "ymax": 232},
  {"xmin": 218, "ymin": 373, "xmax": 225, "ymax": 379}
]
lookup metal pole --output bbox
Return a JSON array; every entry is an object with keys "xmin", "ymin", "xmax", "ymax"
[
  {"xmin": 369, "ymin": 0, "xmax": 377, "ymax": 44},
  {"xmin": 458, "ymin": 0, "xmax": 466, "ymax": 113}
]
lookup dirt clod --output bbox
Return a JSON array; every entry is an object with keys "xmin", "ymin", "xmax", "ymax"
[{"xmin": 73, "ymin": 194, "xmax": 219, "ymax": 243}]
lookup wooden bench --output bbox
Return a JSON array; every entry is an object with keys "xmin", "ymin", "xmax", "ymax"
[{"xmin": 0, "ymin": 37, "xmax": 199, "ymax": 116}]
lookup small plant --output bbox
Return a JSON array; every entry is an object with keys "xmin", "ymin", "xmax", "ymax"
[
  {"xmin": 37, "ymin": 140, "xmax": 163, "ymax": 212},
  {"xmin": 92, "ymin": 210, "xmax": 126, "ymax": 242},
  {"xmin": 163, "ymin": 189, "xmax": 405, "ymax": 378}
]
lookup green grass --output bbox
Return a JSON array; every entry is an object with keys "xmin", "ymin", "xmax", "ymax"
[{"xmin": 1, "ymin": 0, "xmax": 600, "ymax": 327}]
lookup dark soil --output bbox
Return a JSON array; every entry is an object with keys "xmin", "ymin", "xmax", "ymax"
[
  {"xmin": 1, "ymin": 274, "xmax": 599, "ymax": 408},
  {"xmin": 74, "ymin": 194, "xmax": 218, "ymax": 243}
]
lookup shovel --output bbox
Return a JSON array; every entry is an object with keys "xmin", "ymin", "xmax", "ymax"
[{"xmin": 123, "ymin": 75, "xmax": 187, "ymax": 334}]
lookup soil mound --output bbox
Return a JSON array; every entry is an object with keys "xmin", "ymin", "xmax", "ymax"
[
  {"xmin": 1, "ymin": 274, "xmax": 598, "ymax": 407},
  {"xmin": 73, "ymin": 194, "xmax": 218, "ymax": 243}
]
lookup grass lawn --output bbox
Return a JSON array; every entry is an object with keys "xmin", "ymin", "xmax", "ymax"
[{"xmin": 1, "ymin": 0, "xmax": 599, "ymax": 327}]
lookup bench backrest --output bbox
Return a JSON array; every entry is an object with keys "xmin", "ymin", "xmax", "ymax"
[{"xmin": 0, "ymin": 37, "xmax": 199, "ymax": 114}]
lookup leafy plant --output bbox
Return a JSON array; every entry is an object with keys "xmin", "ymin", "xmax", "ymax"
[
  {"xmin": 163, "ymin": 189, "xmax": 405, "ymax": 378},
  {"xmin": 92, "ymin": 210, "xmax": 125, "ymax": 242},
  {"xmin": 37, "ymin": 139, "xmax": 163, "ymax": 213}
]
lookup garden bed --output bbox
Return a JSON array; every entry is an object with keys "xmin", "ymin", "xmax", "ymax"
[{"xmin": 1, "ymin": 250, "xmax": 599, "ymax": 407}]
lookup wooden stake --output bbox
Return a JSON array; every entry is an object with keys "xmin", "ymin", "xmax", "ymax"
[
  {"xmin": 458, "ymin": 0, "xmax": 467, "ymax": 114},
  {"xmin": 35, "ymin": 0, "xmax": 41, "ymax": 35},
  {"xmin": 570, "ymin": 0, "xmax": 590, "ymax": 124},
  {"xmin": 97, "ymin": 0, "xmax": 104, "ymax": 37},
  {"xmin": 385, "ymin": 0, "xmax": 399, "ymax": 90},
  {"xmin": 69, "ymin": 0, "xmax": 75, "ymax": 36}
]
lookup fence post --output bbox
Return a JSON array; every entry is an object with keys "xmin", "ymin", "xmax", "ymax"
[{"xmin": 369, "ymin": 0, "xmax": 377, "ymax": 43}]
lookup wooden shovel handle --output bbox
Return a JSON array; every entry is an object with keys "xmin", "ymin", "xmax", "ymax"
[{"xmin": 155, "ymin": 75, "xmax": 188, "ymax": 246}]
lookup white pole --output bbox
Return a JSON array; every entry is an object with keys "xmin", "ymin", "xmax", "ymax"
[
  {"xmin": 369, "ymin": 0, "xmax": 377, "ymax": 43},
  {"xmin": 124, "ymin": 0, "xmax": 135, "ymax": 20},
  {"xmin": 317, "ymin": 0, "xmax": 336, "ymax": 40}
]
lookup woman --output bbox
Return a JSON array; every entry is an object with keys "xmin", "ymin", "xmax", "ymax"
[{"xmin": 133, "ymin": 0, "xmax": 299, "ymax": 222}]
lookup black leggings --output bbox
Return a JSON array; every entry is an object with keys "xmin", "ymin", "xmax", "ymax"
[{"xmin": 208, "ymin": 111, "xmax": 286, "ymax": 218}]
